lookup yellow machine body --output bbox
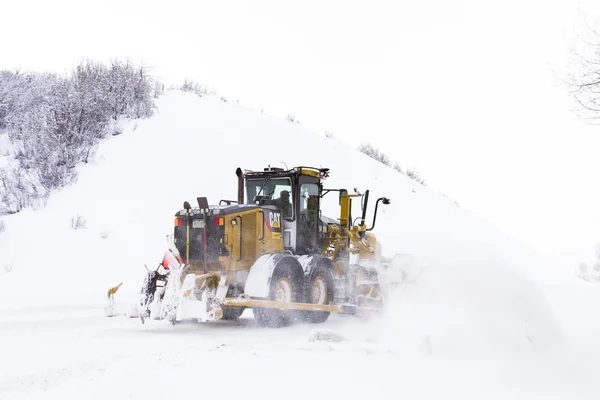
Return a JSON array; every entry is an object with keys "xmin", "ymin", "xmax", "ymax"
[{"xmin": 123, "ymin": 166, "xmax": 391, "ymax": 327}]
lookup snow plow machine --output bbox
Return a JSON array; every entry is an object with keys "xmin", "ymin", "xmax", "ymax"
[{"xmin": 109, "ymin": 165, "xmax": 391, "ymax": 327}]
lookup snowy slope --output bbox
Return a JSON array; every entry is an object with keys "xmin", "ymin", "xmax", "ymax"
[{"xmin": 0, "ymin": 90, "xmax": 597, "ymax": 399}]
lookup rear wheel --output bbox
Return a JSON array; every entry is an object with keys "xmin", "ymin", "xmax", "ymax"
[
  {"xmin": 304, "ymin": 263, "xmax": 334, "ymax": 323},
  {"xmin": 254, "ymin": 258, "xmax": 305, "ymax": 328}
]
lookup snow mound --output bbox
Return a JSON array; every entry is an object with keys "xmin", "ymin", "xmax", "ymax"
[
  {"xmin": 364, "ymin": 253, "xmax": 566, "ymax": 358},
  {"xmin": 0, "ymin": 90, "xmax": 566, "ymax": 358}
]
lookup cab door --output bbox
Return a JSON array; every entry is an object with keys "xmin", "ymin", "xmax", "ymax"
[{"xmin": 295, "ymin": 178, "xmax": 320, "ymax": 254}]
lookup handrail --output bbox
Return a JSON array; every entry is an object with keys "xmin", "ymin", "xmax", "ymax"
[
  {"xmin": 220, "ymin": 199, "xmax": 239, "ymax": 205},
  {"xmin": 258, "ymin": 211, "xmax": 265, "ymax": 240},
  {"xmin": 235, "ymin": 216, "xmax": 243, "ymax": 261}
]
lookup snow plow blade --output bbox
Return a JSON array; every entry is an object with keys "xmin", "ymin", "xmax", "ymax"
[{"xmin": 223, "ymin": 295, "xmax": 381, "ymax": 315}]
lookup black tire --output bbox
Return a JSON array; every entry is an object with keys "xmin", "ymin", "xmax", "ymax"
[
  {"xmin": 221, "ymin": 284, "xmax": 245, "ymax": 321},
  {"xmin": 303, "ymin": 262, "xmax": 334, "ymax": 323},
  {"xmin": 254, "ymin": 257, "xmax": 305, "ymax": 328},
  {"xmin": 221, "ymin": 306, "xmax": 245, "ymax": 320}
]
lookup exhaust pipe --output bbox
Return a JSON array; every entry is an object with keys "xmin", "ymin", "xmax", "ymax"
[{"xmin": 236, "ymin": 167, "xmax": 244, "ymax": 204}]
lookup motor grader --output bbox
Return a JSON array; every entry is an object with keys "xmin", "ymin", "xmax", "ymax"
[{"xmin": 113, "ymin": 165, "xmax": 390, "ymax": 328}]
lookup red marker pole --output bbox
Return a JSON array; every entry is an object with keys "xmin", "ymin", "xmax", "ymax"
[{"xmin": 203, "ymin": 210, "xmax": 208, "ymax": 274}]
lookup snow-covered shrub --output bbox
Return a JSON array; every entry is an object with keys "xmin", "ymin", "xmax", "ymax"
[
  {"xmin": 405, "ymin": 167, "xmax": 427, "ymax": 186},
  {"xmin": 576, "ymin": 262, "xmax": 590, "ymax": 282},
  {"xmin": 71, "ymin": 215, "xmax": 87, "ymax": 230},
  {"xmin": 179, "ymin": 78, "xmax": 210, "ymax": 97},
  {"xmin": 588, "ymin": 262, "xmax": 600, "ymax": 282},
  {"xmin": 358, "ymin": 142, "xmax": 392, "ymax": 166},
  {"xmin": 285, "ymin": 114, "xmax": 300, "ymax": 124},
  {"xmin": 358, "ymin": 142, "xmax": 427, "ymax": 186},
  {"xmin": 0, "ymin": 59, "xmax": 158, "ymax": 215},
  {"xmin": 0, "ymin": 164, "xmax": 45, "ymax": 214},
  {"xmin": 576, "ymin": 244, "xmax": 600, "ymax": 282},
  {"xmin": 154, "ymin": 81, "xmax": 164, "ymax": 98}
]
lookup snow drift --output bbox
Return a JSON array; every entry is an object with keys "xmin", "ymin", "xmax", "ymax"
[
  {"xmin": 366, "ymin": 253, "xmax": 565, "ymax": 358},
  {"xmin": 0, "ymin": 90, "xmax": 566, "ymax": 357}
]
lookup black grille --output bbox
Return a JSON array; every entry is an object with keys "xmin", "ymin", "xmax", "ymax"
[{"xmin": 174, "ymin": 216, "xmax": 227, "ymax": 263}]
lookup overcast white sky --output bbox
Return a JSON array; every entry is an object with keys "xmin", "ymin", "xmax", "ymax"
[{"xmin": 2, "ymin": 0, "xmax": 600, "ymax": 263}]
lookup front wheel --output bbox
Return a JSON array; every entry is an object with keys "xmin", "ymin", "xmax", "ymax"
[{"xmin": 303, "ymin": 263, "xmax": 334, "ymax": 323}]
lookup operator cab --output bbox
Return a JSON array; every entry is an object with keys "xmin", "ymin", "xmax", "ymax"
[{"xmin": 243, "ymin": 166, "xmax": 329, "ymax": 255}]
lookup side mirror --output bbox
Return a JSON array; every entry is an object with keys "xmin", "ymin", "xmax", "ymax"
[{"xmin": 367, "ymin": 196, "xmax": 391, "ymax": 232}]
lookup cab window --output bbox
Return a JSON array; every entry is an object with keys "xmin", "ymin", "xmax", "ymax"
[
  {"xmin": 299, "ymin": 183, "xmax": 319, "ymax": 214},
  {"xmin": 246, "ymin": 178, "xmax": 293, "ymax": 218}
]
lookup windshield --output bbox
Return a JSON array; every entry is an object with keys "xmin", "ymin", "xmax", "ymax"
[{"xmin": 246, "ymin": 177, "xmax": 294, "ymax": 218}]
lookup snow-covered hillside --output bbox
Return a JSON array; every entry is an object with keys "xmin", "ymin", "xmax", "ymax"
[{"xmin": 1, "ymin": 90, "xmax": 598, "ymax": 399}]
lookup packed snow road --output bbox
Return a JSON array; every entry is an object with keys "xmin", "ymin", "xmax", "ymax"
[
  {"xmin": 0, "ymin": 297, "xmax": 598, "ymax": 400},
  {"xmin": 1, "ymin": 91, "xmax": 599, "ymax": 399}
]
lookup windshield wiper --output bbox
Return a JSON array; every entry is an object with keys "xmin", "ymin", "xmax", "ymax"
[{"xmin": 256, "ymin": 176, "xmax": 271, "ymax": 197}]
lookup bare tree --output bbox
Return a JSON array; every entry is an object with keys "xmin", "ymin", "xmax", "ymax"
[{"xmin": 566, "ymin": 27, "xmax": 600, "ymax": 122}]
